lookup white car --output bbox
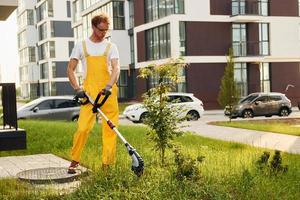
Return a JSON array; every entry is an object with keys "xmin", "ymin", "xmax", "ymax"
[{"xmin": 123, "ymin": 93, "xmax": 204, "ymax": 123}]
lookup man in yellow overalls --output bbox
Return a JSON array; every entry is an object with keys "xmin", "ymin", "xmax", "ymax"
[{"xmin": 67, "ymin": 13, "xmax": 120, "ymax": 174}]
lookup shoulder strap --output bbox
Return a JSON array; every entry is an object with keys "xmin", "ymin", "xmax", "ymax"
[
  {"xmin": 103, "ymin": 43, "xmax": 112, "ymax": 57},
  {"xmin": 82, "ymin": 41, "xmax": 89, "ymax": 57}
]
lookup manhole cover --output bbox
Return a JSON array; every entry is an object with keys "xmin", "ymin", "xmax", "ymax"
[{"xmin": 17, "ymin": 167, "xmax": 84, "ymax": 184}]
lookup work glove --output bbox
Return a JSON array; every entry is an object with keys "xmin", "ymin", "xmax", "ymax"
[
  {"xmin": 101, "ymin": 85, "xmax": 112, "ymax": 96},
  {"xmin": 75, "ymin": 88, "xmax": 85, "ymax": 98}
]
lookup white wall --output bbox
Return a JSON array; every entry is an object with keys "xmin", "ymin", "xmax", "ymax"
[
  {"xmin": 267, "ymin": 17, "xmax": 300, "ymax": 59},
  {"xmin": 53, "ymin": 0, "xmax": 70, "ymax": 20},
  {"xmin": 110, "ymin": 30, "xmax": 130, "ymax": 69}
]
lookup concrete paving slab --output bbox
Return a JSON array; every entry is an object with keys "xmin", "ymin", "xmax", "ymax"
[{"xmin": 0, "ymin": 154, "xmax": 86, "ymax": 179}]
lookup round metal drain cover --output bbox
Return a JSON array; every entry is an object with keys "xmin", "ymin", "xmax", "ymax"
[{"xmin": 17, "ymin": 167, "xmax": 83, "ymax": 184}]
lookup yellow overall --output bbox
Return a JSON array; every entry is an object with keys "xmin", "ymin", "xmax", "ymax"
[{"xmin": 71, "ymin": 41, "xmax": 119, "ymax": 165}]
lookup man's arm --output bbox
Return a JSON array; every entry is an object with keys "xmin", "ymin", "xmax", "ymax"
[
  {"xmin": 67, "ymin": 58, "xmax": 80, "ymax": 91},
  {"xmin": 107, "ymin": 58, "xmax": 120, "ymax": 87}
]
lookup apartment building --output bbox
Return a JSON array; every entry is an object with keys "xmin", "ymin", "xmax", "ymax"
[
  {"xmin": 17, "ymin": 0, "xmax": 74, "ymax": 99},
  {"xmin": 133, "ymin": 0, "xmax": 300, "ymax": 109},
  {"xmin": 71, "ymin": 0, "xmax": 133, "ymax": 100}
]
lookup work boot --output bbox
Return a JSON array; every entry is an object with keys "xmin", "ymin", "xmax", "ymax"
[{"xmin": 68, "ymin": 160, "xmax": 79, "ymax": 174}]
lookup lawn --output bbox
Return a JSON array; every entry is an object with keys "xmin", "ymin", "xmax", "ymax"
[
  {"xmin": 211, "ymin": 118, "xmax": 300, "ymax": 136},
  {"xmin": 0, "ymin": 120, "xmax": 300, "ymax": 200}
]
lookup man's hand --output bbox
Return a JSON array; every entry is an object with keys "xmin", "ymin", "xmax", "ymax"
[
  {"xmin": 75, "ymin": 88, "xmax": 85, "ymax": 98},
  {"xmin": 101, "ymin": 85, "xmax": 112, "ymax": 96}
]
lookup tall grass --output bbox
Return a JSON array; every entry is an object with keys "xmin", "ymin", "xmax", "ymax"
[{"xmin": 0, "ymin": 120, "xmax": 299, "ymax": 199}]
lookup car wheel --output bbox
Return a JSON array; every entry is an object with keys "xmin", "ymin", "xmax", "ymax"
[
  {"xmin": 72, "ymin": 115, "xmax": 79, "ymax": 121},
  {"xmin": 187, "ymin": 110, "xmax": 200, "ymax": 121},
  {"xmin": 139, "ymin": 112, "xmax": 148, "ymax": 123},
  {"xmin": 242, "ymin": 110, "xmax": 253, "ymax": 118},
  {"xmin": 279, "ymin": 108, "xmax": 289, "ymax": 117}
]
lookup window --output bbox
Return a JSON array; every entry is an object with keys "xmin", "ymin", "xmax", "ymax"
[
  {"xmin": 130, "ymin": 35, "xmax": 135, "ymax": 64},
  {"xmin": 232, "ymin": 0, "xmax": 268, "ymax": 16},
  {"xmin": 55, "ymin": 99, "xmax": 79, "ymax": 108},
  {"xmin": 37, "ymin": 0, "xmax": 53, "ymax": 22},
  {"xmin": 259, "ymin": 23, "xmax": 269, "ymax": 55},
  {"xmin": 39, "ymin": 22, "xmax": 47, "ymax": 40},
  {"xmin": 256, "ymin": 96, "xmax": 268, "ymax": 103},
  {"xmin": 18, "ymin": 30, "xmax": 26, "ymax": 49},
  {"xmin": 113, "ymin": 1, "xmax": 125, "ymax": 30},
  {"xmin": 38, "ymin": 100, "xmax": 54, "ymax": 110},
  {"xmin": 129, "ymin": 0, "xmax": 134, "ymax": 28},
  {"xmin": 259, "ymin": 0, "xmax": 268, "ymax": 16},
  {"xmin": 52, "ymin": 62, "xmax": 56, "ymax": 78},
  {"xmin": 232, "ymin": 23, "xmax": 246, "ymax": 56},
  {"xmin": 27, "ymin": 10, "xmax": 34, "ymax": 25},
  {"xmin": 145, "ymin": 0, "xmax": 184, "ymax": 22},
  {"xmin": 40, "ymin": 63, "xmax": 49, "ymax": 79},
  {"xmin": 179, "ymin": 21, "xmax": 186, "ymax": 56},
  {"xmin": 29, "ymin": 47, "xmax": 36, "ymax": 62},
  {"xmin": 146, "ymin": 24, "xmax": 171, "ymax": 60},
  {"xmin": 50, "ymin": 41, "xmax": 55, "ymax": 58},
  {"xmin": 260, "ymin": 62, "xmax": 270, "ymax": 92},
  {"xmin": 41, "ymin": 83, "xmax": 50, "ymax": 96},
  {"xmin": 234, "ymin": 63, "xmax": 248, "ymax": 97},
  {"xmin": 270, "ymin": 96, "xmax": 282, "ymax": 101},
  {"xmin": 118, "ymin": 70, "xmax": 128, "ymax": 99},
  {"xmin": 51, "ymin": 82, "xmax": 56, "ymax": 95},
  {"xmin": 73, "ymin": 0, "xmax": 81, "ymax": 23}
]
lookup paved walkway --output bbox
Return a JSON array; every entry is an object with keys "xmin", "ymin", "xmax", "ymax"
[
  {"xmin": 182, "ymin": 108, "xmax": 300, "ymax": 154},
  {"xmin": 0, "ymin": 154, "xmax": 85, "ymax": 179}
]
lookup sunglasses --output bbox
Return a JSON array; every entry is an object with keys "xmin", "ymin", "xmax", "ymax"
[{"xmin": 94, "ymin": 26, "xmax": 109, "ymax": 33}]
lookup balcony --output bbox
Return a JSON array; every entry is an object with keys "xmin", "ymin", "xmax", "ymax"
[
  {"xmin": 232, "ymin": 41, "xmax": 269, "ymax": 57},
  {"xmin": 230, "ymin": 0, "xmax": 268, "ymax": 22}
]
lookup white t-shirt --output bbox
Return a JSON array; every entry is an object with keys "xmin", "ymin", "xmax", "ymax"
[{"xmin": 70, "ymin": 38, "xmax": 119, "ymax": 79}]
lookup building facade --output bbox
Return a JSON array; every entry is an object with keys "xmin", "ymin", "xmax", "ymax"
[
  {"xmin": 71, "ymin": 0, "xmax": 300, "ymax": 109},
  {"xmin": 17, "ymin": 0, "xmax": 74, "ymax": 99}
]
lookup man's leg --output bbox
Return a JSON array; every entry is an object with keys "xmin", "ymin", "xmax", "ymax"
[{"xmin": 71, "ymin": 104, "xmax": 96, "ymax": 162}]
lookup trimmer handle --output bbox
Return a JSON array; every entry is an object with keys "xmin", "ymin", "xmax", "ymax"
[{"xmin": 92, "ymin": 91, "xmax": 110, "ymax": 113}]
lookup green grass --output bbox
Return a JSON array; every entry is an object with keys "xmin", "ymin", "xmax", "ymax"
[
  {"xmin": 0, "ymin": 120, "xmax": 300, "ymax": 199},
  {"xmin": 211, "ymin": 120, "xmax": 300, "ymax": 136}
]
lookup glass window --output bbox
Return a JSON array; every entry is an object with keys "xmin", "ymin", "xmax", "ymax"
[
  {"xmin": 232, "ymin": 23, "xmax": 247, "ymax": 56},
  {"xmin": 37, "ymin": 100, "xmax": 54, "ymax": 110},
  {"xmin": 145, "ymin": 0, "xmax": 184, "ymax": 23},
  {"xmin": 179, "ymin": 21, "xmax": 186, "ymax": 56},
  {"xmin": 146, "ymin": 24, "xmax": 170, "ymax": 61},
  {"xmin": 27, "ymin": 10, "xmax": 34, "ymax": 25},
  {"xmin": 55, "ymin": 99, "xmax": 79, "ymax": 108},
  {"xmin": 259, "ymin": 23, "xmax": 269, "ymax": 55},
  {"xmin": 48, "ymin": 0, "xmax": 54, "ymax": 17},
  {"xmin": 39, "ymin": 22, "xmax": 47, "ymax": 40},
  {"xmin": 40, "ymin": 63, "xmax": 49, "ymax": 79},
  {"xmin": 234, "ymin": 63, "xmax": 248, "ymax": 97},
  {"xmin": 49, "ymin": 41, "xmax": 55, "ymax": 58},
  {"xmin": 51, "ymin": 82, "xmax": 56, "ymax": 96},
  {"xmin": 113, "ymin": 1, "xmax": 125, "ymax": 30},
  {"xmin": 129, "ymin": 0, "xmax": 134, "ymax": 28},
  {"xmin": 52, "ymin": 62, "xmax": 56, "ymax": 78},
  {"xmin": 130, "ymin": 35, "xmax": 135, "ymax": 64},
  {"xmin": 29, "ymin": 47, "xmax": 36, "ymax": 62},
  {"xmin": 118, "ymin": 70, "xmax": 128, "ymax": 99},
  {"xmin": 260, "ymin": 62, "xmax": 270, "ymax": 92}
]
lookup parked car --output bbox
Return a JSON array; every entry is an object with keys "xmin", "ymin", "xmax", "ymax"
[
  {"xmin": 123, "ymin": 93, "xmax": 204, "ymax": 123},
  {"xmin": 17, "ymin": 96, "xmax": 80, "ymax": 121},
  {"xmin": 224, "ymin": 92, "xmax": 292, "ymax": 118}
]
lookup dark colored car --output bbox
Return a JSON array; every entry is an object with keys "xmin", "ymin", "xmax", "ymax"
[
  {"xmin": 17, "ymin": 96, "xmax": 80, "ymax": 121},
  {"xmin": 225, "ymin": 92, "xmax": 292, "ymax": 118}
]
